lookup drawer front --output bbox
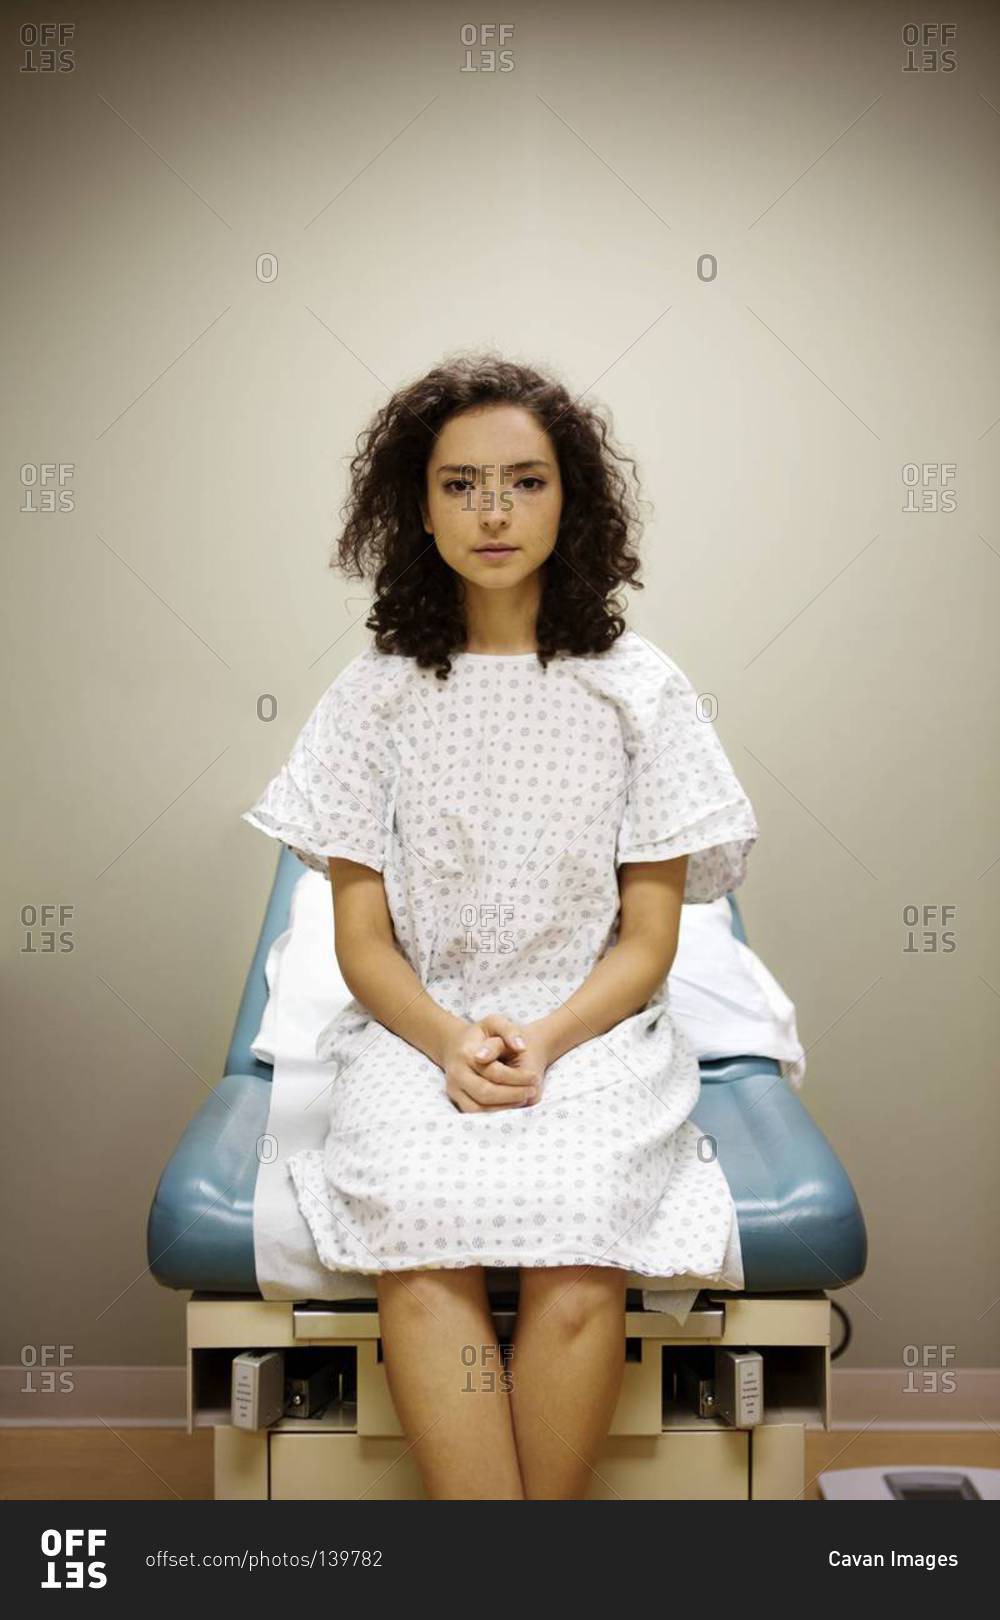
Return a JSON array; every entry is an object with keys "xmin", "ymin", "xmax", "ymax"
[
  {"xmin": 269, "ymin": 1429, "xmax": 749, "ymax": 1500},
  {"xmin": 271, "ymin": 1434, "xmax": 425, "ymax": 1500},
  {"xmin": 269, "ymin": 1432, "xmax": 745, "ymax": 1503},
  {"xmin": 215, "ymin": 1426, "xmax": 269, "ymax": 1499},
  {"xmin": 750, "ymin": 1423, "xmax": 805, "ymax": 1498},
  {"xmin": 588, "ymin": 1431, "xmax": 749, "ymax": 1500}
]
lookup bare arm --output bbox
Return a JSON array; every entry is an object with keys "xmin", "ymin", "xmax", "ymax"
[
  {"xmin": 529, "ymin": 854, "xmax": 688, "ymax": 1066},
  {"xmin": 327, "ymin": 856, "xmax": 460, "ymax": 1066},
  {"xmin": 327, "ymin": 856, "xmax": 537, "ymax": 1112}
]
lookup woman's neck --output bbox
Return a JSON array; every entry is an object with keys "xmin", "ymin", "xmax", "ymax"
[{"xmin": 461, "ymin": 576, "xmax": 541, "ymax": 654}]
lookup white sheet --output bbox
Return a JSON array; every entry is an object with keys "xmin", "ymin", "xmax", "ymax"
[{"xmin": 251, "ymin": 874, "xmax": 745, "ymax": 1317}]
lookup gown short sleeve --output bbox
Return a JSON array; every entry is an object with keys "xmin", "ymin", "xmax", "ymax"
[
  {"xmin": 614, "ymin": 638, "xmax": 759, "ymax": 903},
  {"xmin": 241, "ymin": 647, "xmax": 397, "ymax": 878}
]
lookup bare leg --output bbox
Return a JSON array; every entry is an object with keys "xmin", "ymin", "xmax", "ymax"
[
  {"xmin": 508, "ymin": 1265, "xmax": 628, "ymax": 1500},
  {"xmin": 375, "ymin": 1266, "xmax": 524, "ymax": 1500}
]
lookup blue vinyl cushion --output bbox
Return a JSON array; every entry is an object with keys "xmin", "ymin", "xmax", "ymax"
[{"xmin": 147, "ymin": 848, "xmax": 867, "ymax": 1295}]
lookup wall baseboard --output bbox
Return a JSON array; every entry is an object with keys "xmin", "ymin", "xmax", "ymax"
[
  {"xmin": 0, "ymin": 1367, "xmax": 187, "ymax": 1426},
  {"xmin": 828, "ymin": 1368, "xmax": 1000, "ymax": 1430}
]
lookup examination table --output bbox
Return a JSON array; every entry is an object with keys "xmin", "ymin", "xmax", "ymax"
[{"xmin": 148, "ymin": 847, "xmax": 867, "ymax": 1500}]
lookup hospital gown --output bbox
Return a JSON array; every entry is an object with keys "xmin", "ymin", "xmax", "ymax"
[{"xmin": 241, "ymin": 629, "xmax": 759, "ymax": 1285}]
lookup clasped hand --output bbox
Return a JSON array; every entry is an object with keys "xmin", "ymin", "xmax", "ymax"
[{"xmin": 441, "ymin": 1013, "xmax": 551, "ymax": 1114}]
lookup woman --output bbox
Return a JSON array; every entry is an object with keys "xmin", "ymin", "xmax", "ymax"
[{"xmin": 242, "ymin": 351, "xmax": 759, "ymax": 1500}]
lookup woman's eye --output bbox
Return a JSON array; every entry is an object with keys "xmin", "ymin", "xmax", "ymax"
[{"xmin": 442, "ymin": 476, "xmax": 545, "ymax": 494}]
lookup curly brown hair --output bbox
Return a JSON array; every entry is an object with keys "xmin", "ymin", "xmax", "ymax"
[{"xmin": 332, "ymin": 350, "xmax": 647, "ymax": 679}]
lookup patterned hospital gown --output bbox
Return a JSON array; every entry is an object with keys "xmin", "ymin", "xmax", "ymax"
[{"xmin": 241, "ymin": 628, "xmax": 760, "ymax": 1285}]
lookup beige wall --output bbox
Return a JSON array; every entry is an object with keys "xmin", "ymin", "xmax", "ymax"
[{"xmin": 3, "ymin": 0, "xmax": 997, "ymax": 1382}]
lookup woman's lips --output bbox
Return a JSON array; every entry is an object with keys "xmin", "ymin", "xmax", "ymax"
[{"xmin": 475, "ymin": 545, "xmax": 518, "ymax": 559}]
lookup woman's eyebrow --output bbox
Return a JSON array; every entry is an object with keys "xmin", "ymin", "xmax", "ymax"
[{"xmin": 435, "ymin": 459, "xmax": 552, "ymax": 475}]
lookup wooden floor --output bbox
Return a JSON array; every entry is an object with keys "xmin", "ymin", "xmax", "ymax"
[{"xmin": 2, "ymin": 1428, "xmax": 998, "ymax": 1500}]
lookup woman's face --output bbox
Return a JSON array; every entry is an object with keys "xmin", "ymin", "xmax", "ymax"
[{"xmin": 421, "ymin": 403, "xmax": 563, "ymax": 589}]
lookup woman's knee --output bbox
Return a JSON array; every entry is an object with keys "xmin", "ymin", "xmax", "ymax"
[
  {"xmin": 517, "ymin": 1265, "xmax": 627, "ymax": 1336},
  {"xmin": 376, "ymin": 1264, "xmax": 488, "ymax": 1315}
]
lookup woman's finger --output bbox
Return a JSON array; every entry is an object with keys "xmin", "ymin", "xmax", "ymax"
[
  {"xmin": 462, "ymin": 1066, "xmax": 538, "ymax": 1107},
  {"xmin": 476, "ymin": 1056, "xmax": 539, "ymax": 1087},
  {"xmin": 477, "ymin": 1012, "xmax": 527, "ymax": 1053}
]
